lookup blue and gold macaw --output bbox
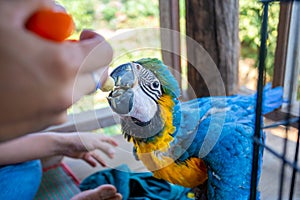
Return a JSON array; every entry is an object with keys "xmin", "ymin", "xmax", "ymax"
[{"xmin": 107, "ymin": 58, "xmax": 283, "ymax": 199}]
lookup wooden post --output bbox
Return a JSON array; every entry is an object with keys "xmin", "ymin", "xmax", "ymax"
[
  {"xmin": 159, "ymin": 0, "xmax": 182, "ymax": 88},
  {"xmin": 273, "ymin": 1, "xmax": 293, "ymax": 88},
  {"xmin": 185, "ymin": 0, "xmax": 239, "ymax": 97}
]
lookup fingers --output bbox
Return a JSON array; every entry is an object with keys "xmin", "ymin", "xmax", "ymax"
[
  {"xmin": 77, "ymin": 133, "xmax": 118, "ymax": 159},
  {"xmin": 71, "ymin": 66, "xmax": 109, "ymax": 102},
  {"xmin": 63, "ymin": 30, "xmax": 113, "ymax": 75},
  {"xmin": 0, "ymin": 1, "xmax": 113, "ymax": 136},
  {"xmin": 82, "ymin": 152, "xmax": 98, "ymax": 167},
  {"xmin": 62, "ymin": 30, "xmax": 113, "ymax": 101},
  {"xmin": 83, "ymin": 151, "xmax": 107, "ymax": 167},
  {"xmin": 98, "ymin": 135, "xmax": 119, "ymax": 147},
  {"xmin": 63, "ymin": 132, "xmax": 119, "ymax": 167},
  {"xmin": 93, "ymin": 135, "xmax": 119, "ymax": 158},
  {"xmin": 72, "ymin": 73, "xmax": 96, "ymax": 102},
  {"xmin": 80, "ymin": 29, "xmax": 103, "ymax": 40},
  {"xmin": 76, "ymin": 30, "xmax": 114, "ymax": 73},
  {"xmin": 94, "ymin": 142, "xmax": 116, "ymax": 159},
  {"xmin": 53, "ymin": 3, "xmax": 67, "ymax": 12}
]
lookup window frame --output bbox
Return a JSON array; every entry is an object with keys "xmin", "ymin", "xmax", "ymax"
[{"xmin": 281, "ymin": 1, "xmax": 300, "ymax": 116}]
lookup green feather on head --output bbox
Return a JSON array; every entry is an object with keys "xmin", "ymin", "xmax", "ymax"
[{"xmin": 135, "ymin": 58, "xmax": 181, "ymax": 98}]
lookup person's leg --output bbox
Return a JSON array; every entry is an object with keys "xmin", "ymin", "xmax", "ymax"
[{"xmin": 0, "ymin": 160, "xmax": 42, "ymax": 199}]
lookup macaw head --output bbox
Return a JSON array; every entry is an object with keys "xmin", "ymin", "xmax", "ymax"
[{"xmin": 107, "ymin": 58, "xmax": 180, "ymax": 139}]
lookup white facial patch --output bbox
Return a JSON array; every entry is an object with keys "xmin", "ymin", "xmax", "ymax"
[{"xmin": 124, "ymin": 86, "xmax": 158, "ymax": 122}]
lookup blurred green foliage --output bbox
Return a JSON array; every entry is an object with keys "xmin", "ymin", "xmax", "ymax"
[
  {"xmin": 239, "ymin": 0, "xmax": 280, "ymax": 77},
  {"xmin": 94, "ymin": 124, "xmax": 122, "ymax": 136},
  {"xmin": 57, "ymin": 0, "xmax": 159, "ymax": 31},
  {"xmin": 56, "ymin": 0, "xmax": 96, "ymax": 32},
  {"xmin": 56, "ymin": 0, "xmax": 282, "ymax": 115},
  {"xmin": 298, "ymin": 80, "xmax": 300, "ymax": 101},
  {"xmin": 57, "ymin": 0, "xmax": 279, "ymax": 78}
]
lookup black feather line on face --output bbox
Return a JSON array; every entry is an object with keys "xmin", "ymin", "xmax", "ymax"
[
  {"xmin": 140, "ymin": 84, "xmax": 158, "ymax": 103},
  {"xmin": 133, "ymin": 62, "xmax": 162, "ymax": 102}
]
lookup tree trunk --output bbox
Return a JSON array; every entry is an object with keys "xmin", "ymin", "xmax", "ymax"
[{"xmin": 186, "ymin": 0, "xmax": 239, "ymax": 97}]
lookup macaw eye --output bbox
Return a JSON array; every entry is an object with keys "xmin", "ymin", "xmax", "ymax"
[{"xmin": 152, "ymin": 81, "xmax": 160, "ymax": 88}]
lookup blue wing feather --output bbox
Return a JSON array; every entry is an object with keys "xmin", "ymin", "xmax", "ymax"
[{"xmin": 170, "ymin": 84, "xmax": 282, "ymax": 199}]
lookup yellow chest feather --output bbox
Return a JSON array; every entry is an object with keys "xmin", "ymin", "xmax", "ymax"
[
  {"xmin": 132, "ymin": 94, "xmax": 207, "ymax": 188},
  {"xmin": 138, "ymin": 151, "xmax": 207, "ymax": 188}
]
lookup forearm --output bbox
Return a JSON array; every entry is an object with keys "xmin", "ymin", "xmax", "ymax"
[
  {"xmin": 0, "ymin": 131, "xmax": 118, "ymax": 167},
  {"xmin": 0, "ymin": 132, "xmax": 68, "ymax": 165},
  {"xmin": 0, "ymin": 114, "xmax": 66, "ymax": 142}
]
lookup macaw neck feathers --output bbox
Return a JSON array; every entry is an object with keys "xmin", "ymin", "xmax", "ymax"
[
  {"xmin": 130, "ymin": 94, "xmax": 177, "ymax": 152},
  {"xmin": 129, "ymin": 94, "xmax": 207, "ymax": 188}
]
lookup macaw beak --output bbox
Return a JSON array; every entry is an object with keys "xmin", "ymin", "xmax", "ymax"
[{"xmin": 107, "ymin": 62, "xmax": 136, "ymax": 115}]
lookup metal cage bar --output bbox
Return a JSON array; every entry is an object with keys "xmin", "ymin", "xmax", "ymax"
[
  {"xmin": 290, "ymin": 119, "xmax": 300, "ymax": 199},
  {"xmin": 251, "ymin": 0, "xmax": 300, "ymax": 199},
  {"xmin": 250, "ymin": 2, "xmax": 269, "ymax": 199}
]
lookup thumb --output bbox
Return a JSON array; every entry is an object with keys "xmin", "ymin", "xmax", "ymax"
[{"xmin": 77, "ymin": 30, "xmax": 113, "ymax": 73}]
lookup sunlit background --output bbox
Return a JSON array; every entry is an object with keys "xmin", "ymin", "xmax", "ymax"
[{"xmin": 56, "ymin": 0, "xmax": 283, "ymax": 135}]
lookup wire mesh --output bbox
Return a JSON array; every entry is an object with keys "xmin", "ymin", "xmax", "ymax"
[{"xmin": 251, "ymin": 0, "xmax": 300, "ymax": 199}]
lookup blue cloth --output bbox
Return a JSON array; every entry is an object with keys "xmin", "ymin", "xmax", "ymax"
[
  {"xmin": 0, "ymin": 160, "xmax": 42, "ymax": 200},
  {"xmin": 80, "ymin": 164, "xmax": 194, "ymax": 200}
]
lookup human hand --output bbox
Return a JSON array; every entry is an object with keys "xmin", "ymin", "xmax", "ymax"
[
  {"xmin": 0, "ymin": 0, "xmax": 113, "ymax": 141},
  {"xmin": 65, "ymin": 151, "xmax": 110, "ymax": 167},
  {"xmin": 62, "ymin": 132, "xmax": 118, "ymax": 167}
]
